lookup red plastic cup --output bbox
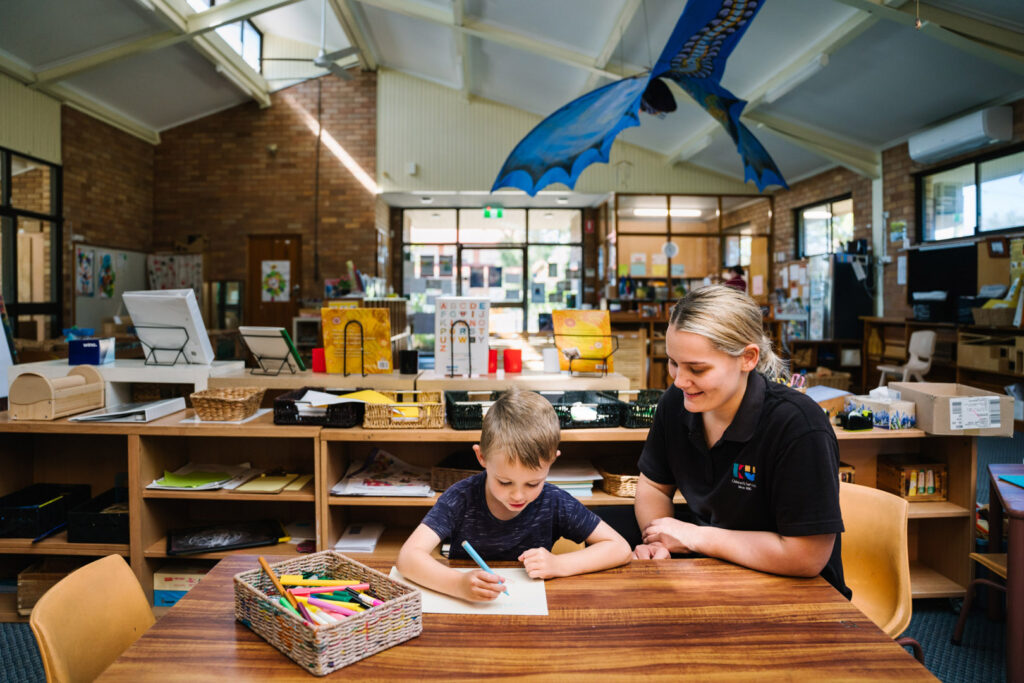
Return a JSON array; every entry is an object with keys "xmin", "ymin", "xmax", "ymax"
[
  {"xmin": 488, "ymin": 349, "xmax": 498, "ymax": 373},
  {"xmin": 312, "ymin": 347, "xmax": 326, "ymax": 373},
  {"xmin": 503, "ymin": 348, "xmax": 522, "ymax": 373}
]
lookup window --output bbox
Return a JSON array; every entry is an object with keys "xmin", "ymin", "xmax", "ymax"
[
  {"xmin": 797, "ymin": 197, "xmax": 853, "ymax": 257},
  {"xmin": 187, "ymin": 0, "xmax": 263, "ymax": 73},
  {"xmin": 920, "ymin": 146, "xmax": 1024, "ymax": 241},
  {"xmin": 401, "ymin": 207, "xmax": 584, "ymax": 350},
  {"xmin": 0, "ymin": 148, "xmax": 63, "ymax": 340}
]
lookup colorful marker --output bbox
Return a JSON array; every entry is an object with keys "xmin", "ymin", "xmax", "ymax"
[{"xmin": 461, "ymin": 540, "xmax": 508, "ymax": 596}]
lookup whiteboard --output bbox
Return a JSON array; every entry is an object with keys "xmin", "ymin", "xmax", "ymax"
[{"xmin": 74, "ymin": 245, "xmax": 148, "ymax": 332}]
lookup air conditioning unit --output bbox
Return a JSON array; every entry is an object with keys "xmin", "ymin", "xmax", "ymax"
[{"xmin": 908, "ymin": 107, "xmax": 1013, "ymax": 164}]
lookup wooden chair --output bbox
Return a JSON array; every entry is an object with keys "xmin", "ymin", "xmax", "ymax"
[
  {"xmin": 29, "ymin": 554, "xmax": 155, "ymax": 683},
  {"xmin": 839, "ymin": 482, "xmax": 924, "ymax": 662},
  {"xmin": 877, "ymin": 330, "xmax": 936, "ymax": 387},
  {"xmin": 951, "ymin": 552, "xmax": 1007, "ymax": 645}
]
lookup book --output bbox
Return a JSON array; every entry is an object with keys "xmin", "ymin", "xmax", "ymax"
[
  {"xmin": 435, "ymin": 297, "xmax": 489, "ymax": 376},
  {"xmin": 331, "ymin": 447, "xmax": 433, "ymax": 497},
  {"xmin": 147, "ymin": 461, "xmax": 257, "ymax": 491},
  {"xmin": 238, "ymin": 326, "xmax": 306, "ymax": 372},
  {"xmin": 321, "ymin": 307, "xmax": 393, "ymax": 374},
  {"xmin": 333, "ymin": 522, "xmax": 386, "ymax": 552},
  {"xmin": 552, "ymin": 310, "xmax": 614, "ymax": 373},
  {"xmin": 70, "ymin": 397, "xmax": 186, "ymax": 423},
  {"xmin": 166, "ymin": 519, "xmax": 289, "ymax": 556}
]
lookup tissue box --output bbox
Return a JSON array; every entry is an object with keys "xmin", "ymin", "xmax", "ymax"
[
  {"xmin": 68, "ymin": 337, "xmax": 115, "ymax": 365},
  {"xmin": 845, "ymin": 392, "xmax": 916, "ymax": 430}
]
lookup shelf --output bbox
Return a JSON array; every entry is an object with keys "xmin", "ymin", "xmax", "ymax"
[
  {"xmin": 0, "ymin": 593, "xmax": 28, "ymax": 622},
  {"xmin": 328, "ymin": 489, "xmax": 684, "ymax": 508},
  {"xmin": 907, "ymin": 501, "xmax": 971, "ymax": 519},
  {"xmin": 143, "ymin": 486, "xmax": 315, "ymax": 502},
  {"xmin": 143, "ymin": 538, "xmax": 301, "ymax": 560},
  {"xmin": 910, "ymin": 562, "xmax": 965, "ymax": 598},
  {"xmin": 320, "ymin": 426, "xmax": 650, "ymax": 443},
  {"xmin": 0, "ymin": 531, "xmax": 129, "ymax": 557}
]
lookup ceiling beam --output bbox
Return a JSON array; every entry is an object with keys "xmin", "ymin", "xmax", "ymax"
[
  {"xmin": 663, "ymin": 11, "xmax": 877, "ymax": 165},
  {"xmin": 452, "ymin": 0, "xmax": 471, "ymax": 100},
  {"xmin": 832, "ymin": 0, "xmax": 1024, "ymax": 76},
  {"xmin": 186, "ymin": 0, "xmax": 301, "ymax": 32},
  {"xmin": 35, "ymin": 31, "xmax": 182, "ymax": 85},
  {"xmin": 354, "ymin": 0, "xmax": 633, "ymax": 80},
  {"xmin": 579, "ymin": 0, "xmax": 643, "ymax": 95},
  {"xmin": 0, "ymin": 53, "xmax": 37, "ymax": 84},
  {"xmin": 744, "ymin": 110, "xmax": 881, "ymax": 179},
  {"xmin": 329, "ymin": 0, "xmax": 378, "ymax": 71}
]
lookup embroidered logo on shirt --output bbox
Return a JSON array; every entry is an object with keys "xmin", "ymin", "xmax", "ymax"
[{"xmin": 732, "ymin": 463, "xmax": 756, "ymax": 491}]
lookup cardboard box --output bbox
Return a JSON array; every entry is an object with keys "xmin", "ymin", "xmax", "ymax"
[
  {"xmin": 101, "ymin": 315, "xmax": 133, "ymax": 337},
  {"xmin": 68, "ymin": 337, "xmax": 115, "ymax": 365},
  {"xmin": 889, "ymin": 382, "xmax": 1014, "ymax": 437},
  {"xmin": 844, "ymin": 395, "xmax": 917, "ymax": 430},
  {"xmin": 154, "ymin": 562, "xmax": 209, "ymax": 592},
  {"xmin": 805, "ymin": 385, "xmax": 851, "ymax": 419}
]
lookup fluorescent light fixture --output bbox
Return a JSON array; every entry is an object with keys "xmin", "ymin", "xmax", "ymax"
[
  {"xmin": 633, "ymin": 208, "xmax": 703, "ymax": 218},
  {"xmin": 556, "ymin": 197, "xmax": 569, "ymax": 205},
  {"xmin": 412, "ymin": 190, "xmax": 457, "ymax": 195},
  {"xmin": 459, "ymin": 191, "xmax": 491, "ymax": 195},
  {"xmin": 803, "ymin": 210, "xmax": 832, "ymax": 219},
  {"xmin": 764, "ymin": 54, "xmax": 828, "ymax": 104},
  {"xmin": 420, "ymin": 196, "xmax": 433, "ymax": 204}
]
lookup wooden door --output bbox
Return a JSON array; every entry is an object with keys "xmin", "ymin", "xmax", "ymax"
[{"xmin": 247, "ymin": 235, "xmax": 301, "ymax": 327}]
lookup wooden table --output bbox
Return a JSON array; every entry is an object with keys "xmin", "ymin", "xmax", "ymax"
[
  {"xmin": 99, "ymin": 555, "xmax": 934, "ymax": 681},
  {"xmin": 988, "ymin": 464, "xmax": 1024, "ymax": 683}
]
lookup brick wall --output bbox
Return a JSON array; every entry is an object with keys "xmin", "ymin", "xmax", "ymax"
[
  {"xmin": 153, "ymin": 73, "xmax": 380, "ymax": 300},
  {"xmin": 62, "ymin": 107, "xmax": 155, "ymax": 322},
  {"xmin": 10, "ymin": 167, "xmax": 51, "ymax": 215}
]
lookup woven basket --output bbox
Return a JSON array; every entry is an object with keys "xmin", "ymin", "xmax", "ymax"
[
  {"xmin": 430, "ymin": 449, "xmax": 483, "ymax": 492},
  {"xmin": 803, "ymin": 370, "xmax": 851, "ymax": 391},
  {"xmin": 190, "ymin": 386, "xmax": 265, "ymax": 421},
  {"xmin": 596, "ymin": 459, "xmax": 640, "ymax": 497},
  {"xmin": 362, "ymin": 391, "xmax": 445, "ymax": 430},
  {"xmin": 234, "ymin": 551, "xmax": 422, "ymax": 676}
]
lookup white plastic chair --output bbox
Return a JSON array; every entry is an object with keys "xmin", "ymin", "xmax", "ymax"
[{"xmin": 877, "ymin": 330, "xmax": 936, "ymax": 387}]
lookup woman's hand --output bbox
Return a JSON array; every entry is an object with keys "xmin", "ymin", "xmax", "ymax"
[
  {"xmin": 641, "ymin": 517, "xmax": 704, "ymax": 555},
  {"xmin": 518, "ymin": 547, "xmax": 563, "ymax": 579},
  {"xmin": 632, "ymin": 542, "xmax": 671, "ymax": 559},
  {"xmin": 460, "ymin": 569, "xmax": 506, "ymax": 602}
]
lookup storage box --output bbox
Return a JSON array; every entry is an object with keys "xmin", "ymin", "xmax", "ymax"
[
  {"xmin": 877, "ymin": 454, "xmax": 947, "ymax": 501},
  {"xmin": 154, "ymin": 562, "xmax": 210, "ymax": 606},
  {"xmin": 889, "ymin": 382, "xmax": 1014, "ymax": 437},
  {"xmin": 67, "ymin": 487, "xmax": 129, "ymax": 544},
  {"xmin": 844, "ymin": 395, "xmax": 917, "ymax": 430},
  {"xmin": 445, "ymin": 390, "xmax": 502, "ymax": 430},
  {"xmin": 957, "ymin": 332, "xmax": 1017, "ymax": 373},
  {"xmin": 538, "ymin": 390, "xmax": 626, "ymax": 429},
  {"xmin": 805, "ymin": 385, "xmax": 852, "ymax": 419},
  {"xmin": 17, "ymin": 558, "xmax": 89, "ymax": 615},
  {"xmin": 838, "ymin": 462, "xmax": 855, "ymax": 483},
  {"xmin": 68, "ymin": 337, "xmax": 115, "ymax": 365},
  {"xmin": 233, "ymin": 551, "xmax": 422, "ymax": 676},
  {"xmin": 362, "ymin": 391, "xmax": 445, "ymax": 429},
  {"xmin": 0, "ymin": 483, "xmax": 91, "ymax": 538},
  {"xmin": 803, "ymin": 369, "xmax": 851, "ymax": 392},
  {"xmin": 972, "ymin": 306, "xmax": 1015, "ymax": 328}
]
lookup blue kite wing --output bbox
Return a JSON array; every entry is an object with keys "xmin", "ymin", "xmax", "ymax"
[{"xmin": 491, "ymin": 75, "xmax": 651, "ymax": 196}]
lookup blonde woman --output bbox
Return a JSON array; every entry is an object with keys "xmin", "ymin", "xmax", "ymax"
[{"xmin": 633, "ymin": 285, "xmax": 850, "ymax": 598}]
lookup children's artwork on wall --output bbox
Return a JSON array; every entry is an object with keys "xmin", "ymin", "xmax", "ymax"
[
  {"xmin": 438, "ymin": 255, "xmax": 454, "ymax": 277},
  {"xmin": 98, "ymin": 253, "xmax": 116, "ymax": 298},
  {"xmin": 76, "ymin": 248, "xmax": 95, "ymax": 296},
  {"xmin": 261, "ymin": 260, "xmax": 290, "ymax": 302},
  {"xmin": 490, "ymin": 0, "xmax": 786, "ymax": 195},
  {"xmin": 488, "ymin": 266, "xmax": 502, "ymax": 287},
  {"xmin": 531, "ymin": 283, "xmax": 545, "ymax": 303},
  {"xmin": 469, "ymin": 266, "xmax": 485, "ymax": 288},
  {"xmin": 420, "ymin": 255, "xmax": 435, "ymax": 277}
]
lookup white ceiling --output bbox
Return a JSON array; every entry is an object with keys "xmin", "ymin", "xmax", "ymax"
[{"xmin": 1, "ymin": 0, "xmax": 1023, "ymax": 205}]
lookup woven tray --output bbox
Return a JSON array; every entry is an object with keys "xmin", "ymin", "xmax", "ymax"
[
  {"xmin": 363, "ymin": 391, "xmax": 445, "ymax": 430},
  {"xmin": 430, "ymin": 449, "xmax": 483, "ymax": 491},
  {"xmin": 234, "ymin": 551, "xmax": 422, "ymax": 676},
  {"xmin": 190, "ymin": 386, "xmax": 265, "ymax": 421},
  {"xmin": 596, "ymin": 459, "xmax": 640, "ymax": 497}
]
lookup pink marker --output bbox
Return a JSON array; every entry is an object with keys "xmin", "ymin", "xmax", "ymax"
[{"xmin": 308, "ymin": 597, "xmax": 357, "ymax": 616}]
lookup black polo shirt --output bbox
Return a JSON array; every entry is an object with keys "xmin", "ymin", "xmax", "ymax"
[{"xmin": 638, "ymin": 371, "xmax": 850, "ymax": 598}]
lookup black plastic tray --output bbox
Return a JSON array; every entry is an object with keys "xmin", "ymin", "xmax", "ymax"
[
  {"xmin": 604, "ymin": 389, "xmax": 664, "ymax": 428},
  {"xmin": 67, "ymin": 487, "xmax": 129, "ymax": 544},
  {"xmin": 0, "ymin": 483, "xmax": 91, "ymax": 539},
  {"xmin": 538, "ymin": 390, "xmax": 626, "ymax": 429},
  {"xmin": 273, "ymin": 387, "xmax": 366, "ymax": 427},
  {"xmin": 445, "ymin": 391, "xmax": 504, "ymax": 430}
]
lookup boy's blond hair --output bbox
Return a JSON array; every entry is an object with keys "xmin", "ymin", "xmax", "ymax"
[{"xmin": 479, "ymin": 388, "xmax": 560, "ymax": 469}]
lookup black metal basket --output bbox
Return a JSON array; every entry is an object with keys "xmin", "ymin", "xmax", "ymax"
[
  {"xmin": 0, "ymin": 483, "xmax": 91, "ymax": 539},
  {"xmin": 538, "ymin": 390, "xmax": 626, "ymax": 429},
  {"xmin": 604, "ymin": 389, "xmax": 664, "ymax": 428},
  {"xmin": 67, "ymin": 487, "xmax": 129, "ymax": 544},
  {"xmin": 445, "ymin": 390, "xmax": 504, "ymax": 430},
  {"xmin": 273, "ymin": 387, "xmax": 365, "ymax": 428}
]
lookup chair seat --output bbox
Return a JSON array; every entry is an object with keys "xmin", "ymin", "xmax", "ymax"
[
  {"xmin": 877, "ymin": 363, "xmax": 902, "ymax": 374},
  {"xmin": 969, "ymin": 552, "xmax": 1007, "ymax": 579}
]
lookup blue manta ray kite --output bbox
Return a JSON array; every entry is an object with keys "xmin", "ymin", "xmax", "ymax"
[{"xmin": 491, "ymin": 0, "xmax": 787, "ymax": 195}]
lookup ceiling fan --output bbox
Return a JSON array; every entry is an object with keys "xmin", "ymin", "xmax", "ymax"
[{"xmin": 262, "ymin": 0, "xmax": 358, "ymax": 80}]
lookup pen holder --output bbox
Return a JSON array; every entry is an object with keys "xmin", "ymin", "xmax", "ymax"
[{"xmin": 234, "ymin": 551, "xmax": 422, "ymax": 676}]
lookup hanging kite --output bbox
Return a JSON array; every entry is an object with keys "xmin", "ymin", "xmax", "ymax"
[{"xmin": 492, "ymin": 0, "xmax": 787, "ymax": 195}]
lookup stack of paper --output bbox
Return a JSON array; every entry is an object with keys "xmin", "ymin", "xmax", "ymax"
[
  {"xmin": 147, "ymin": 462, "xmax": 258, "ymax": 491},
  {"xmin": 333, "ymin": 522, "xmax": 385, "ymax": 552},
  {"xmin": 295, "ymin": 389, "xmax": 418, "ymax": 420},
  {"xmin": 547, "ymin": 460, "xmax": 601, "ymax": 498},
  {"xmin": 331, "ymin": 448, "xmax": 433, "ymax": 497}
]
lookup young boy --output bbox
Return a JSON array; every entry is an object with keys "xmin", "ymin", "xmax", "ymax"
[{"xmin": 396, "ymin": 388, "xmax": 632, "ymax": 602}]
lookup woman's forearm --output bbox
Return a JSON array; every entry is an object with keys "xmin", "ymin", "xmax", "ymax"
[{"xmin": 692, "ymin": 527, "xmax": 835, "ymax": 577}]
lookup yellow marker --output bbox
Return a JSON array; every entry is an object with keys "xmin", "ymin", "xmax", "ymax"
[{"xmin": 279, "ymin": 576, "xmax": 360, "ymax": 587}]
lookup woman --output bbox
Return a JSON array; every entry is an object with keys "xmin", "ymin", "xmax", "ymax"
[
  {"xmin": 723, "ymin": 265, "xmax": 747, "ymax": 292},
  {"xmin": 633, "ymin": 285, "xmax": 850, "ymax": 598}
]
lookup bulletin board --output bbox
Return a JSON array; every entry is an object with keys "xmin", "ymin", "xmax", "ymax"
[{"xmin": 73, "ymin": 245, "xmax": 148, "ymax": 332}]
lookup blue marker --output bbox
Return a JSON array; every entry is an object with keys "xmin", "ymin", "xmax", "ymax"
[{"xmin": 461, "ymin": 540, "xmax": 509, "ymax": 596}]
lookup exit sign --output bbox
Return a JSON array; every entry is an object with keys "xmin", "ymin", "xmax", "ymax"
[{"xmin": 483, "ymin": 205, "xmax": 503, "ymax": 218}]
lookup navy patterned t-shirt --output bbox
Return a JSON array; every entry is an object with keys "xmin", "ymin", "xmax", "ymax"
[{"xmin": 421, "ymin": 472, "xmax": 601, "ymax": 561}]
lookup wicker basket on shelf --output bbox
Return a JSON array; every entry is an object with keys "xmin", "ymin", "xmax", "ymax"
[
  {"xmin": 596, "ymin": 459, "xmax": 640, "ymax": 497},
  {"xmin": 362, "ymin": 391, "xmax": 445, "ymax": 430},
  {"xmin": 802, "ymin": 367, "xmax": 851, "ymax": 392},
  {"xmin": 190, "ymin": 386, "xmax": 265, "ymax": 421}
]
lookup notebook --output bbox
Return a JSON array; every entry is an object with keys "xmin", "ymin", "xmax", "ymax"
[{"xmin": 231, "ymin": 473, "xmax": 300, "ymax": 494}]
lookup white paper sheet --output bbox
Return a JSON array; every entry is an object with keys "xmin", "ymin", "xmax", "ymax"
[{"xmin": 389, "ymin": 567, "xmax": 548, "ymax": 615}]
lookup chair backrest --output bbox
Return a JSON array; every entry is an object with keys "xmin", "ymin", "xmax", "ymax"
[
  {"xmin": 839, "ymin": 483, "xmax": 912, "ymax": 639},
  {"xmin": 29, "ymin": 554, "xmax": 155, "ymax": 683},
  {"xmin": 908, "ymin": 330, "xmax": 937, "ymax": 364}
]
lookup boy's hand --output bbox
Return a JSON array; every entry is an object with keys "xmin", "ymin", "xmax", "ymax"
[
  {"xmin": 460, "ymin": 569, "xmax": 505, "ymax": 602},
  {"xmin": 642, "ymin": 517, "xmax": 702, "ymax": 555},
  {"xmin": 632, "ymin": 542, "xmax": 670, "ymax": 559},
  {"xmin": 518, "ymin": 547, "xmax": 563, "ymax": 579}
]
